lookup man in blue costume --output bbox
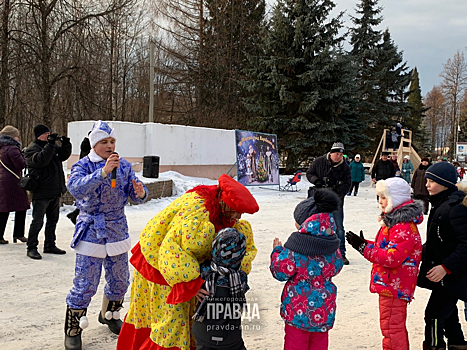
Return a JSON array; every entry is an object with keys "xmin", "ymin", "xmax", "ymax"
[{"xmin": 63, "ymin": 120, "xmax": 148, "ymax": 350}]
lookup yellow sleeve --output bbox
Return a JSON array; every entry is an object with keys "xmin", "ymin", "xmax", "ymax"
[
  {"xmin": 233, "ymin": 219, "xmax": 257, "ymax": 274},
  {"xmin": 158, "ymin": 215, "xmax": 216, "ymax": 286}
]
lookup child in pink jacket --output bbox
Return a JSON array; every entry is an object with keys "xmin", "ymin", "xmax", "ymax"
[
  {"xmin": 270, "ymin": 189, "xmax": 343, "ymax": 350},
  {"xmin": 346, "ymin": 177, "xmax": 423, "ymax": 350}
]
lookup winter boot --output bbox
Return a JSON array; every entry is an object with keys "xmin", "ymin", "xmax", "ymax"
[
  {"xmin": 342, "ymin": 255, "xmax": 350, "ymax": 265},
  {"xmin": 67, "ymin": 209, "xmax": 79, "ymax": 225},
  {"xmin": 423, "ymin": 341, "xmax": 446, "ymax": 350},
  {"xmin": 98, "ymin": 295, "xmax": 123, "ymax": 335},
  {"xmin": 354, "ymin": 191, "xmax": 358, "ymax": 196},
  {"xmin": 64, "ymin": 306, "xmax": 88, "ymax": 350}
]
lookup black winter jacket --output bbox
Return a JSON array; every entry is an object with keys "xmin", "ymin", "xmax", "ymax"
[
  {"xmin": 417, "ymin": 185, "xmax": 467, "ymax": 302},
  {"xmin": 371, "ymin": 159, "xmax": 395, "ymax": 181},
  {"xmin": 306, "ymin": 153, "xmax": 351, "ymax": 201},
  {"xmin": 24, "ymin": 139, "xmax": 72, "ymax": 200}
]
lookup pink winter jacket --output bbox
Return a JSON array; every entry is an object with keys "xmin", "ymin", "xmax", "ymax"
[{"xmin": 363, "ymin": 200, "xmax": 423, "ymax": 302}]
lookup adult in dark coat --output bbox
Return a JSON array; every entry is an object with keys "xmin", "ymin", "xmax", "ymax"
[
  {"xmin": 411, "ymin": 157, "xmax": 431, "ymax": 214},
  {"xmin": 0, "ymin": 126, "xmax": 30, "ymax": 244},
  {"xmin": 417, "ymin": 162, "xmax": 467, "ymax": 349},
  {"xmin": 306, "ymin": 141, "xmax": 351, "ymax": 264},
  {"xmin": 67, "ymin": 135, "xmax": 91, "ymax": 224},
  {"xmin": 371, "ymin": 152, "xmax": 395, "ymax": 182},
  {"xmin": 24, "ymin": 124, "xmax": 72, "ymax": 259}
]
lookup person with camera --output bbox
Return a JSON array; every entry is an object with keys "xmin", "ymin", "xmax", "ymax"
[
  {"xmin": 306, "ymin": 141, "xmax": 351, "ymax": 265},
  {"xmin": 24, "ymin": 124, "xmax": 72, "ymax": 260}
]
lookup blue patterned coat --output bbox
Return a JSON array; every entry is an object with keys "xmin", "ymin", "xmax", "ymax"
[
  {"xmin": 270, "ymin": 213, "xmax": 343, "ymax": 332},
  {"xmin": 67, "ymin": 153, "xmax": 148, "ymax": 258}
]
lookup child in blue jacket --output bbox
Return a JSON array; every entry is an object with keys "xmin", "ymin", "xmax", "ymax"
[{"xmin": 270, "ymin": 189, "xmax": 343, "ymax": 350}]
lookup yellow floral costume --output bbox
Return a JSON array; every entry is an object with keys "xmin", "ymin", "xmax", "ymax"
[{"xmin": 117, "ymin": 182, "xmax": 258, "ymax": 350}]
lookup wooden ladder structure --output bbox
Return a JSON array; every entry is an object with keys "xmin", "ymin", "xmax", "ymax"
[{"xmin": 369, "ymin": 129, "xmax": 421, "ymax": 174}]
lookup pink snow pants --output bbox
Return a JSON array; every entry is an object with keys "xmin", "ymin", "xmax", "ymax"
[
  {"xmin": 284, "ymin": 323, "xmax": 329, "ymax": 350},
  {"xmin": 379, "ymin": 295, "xmax": 409, "ymax": 350}
]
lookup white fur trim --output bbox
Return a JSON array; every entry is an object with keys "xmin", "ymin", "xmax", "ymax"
[
  {"xmin": 105, "ymin": 311, "xmax": 113, "ymax": 320},
  {"xmin": 73, "ymin": 241, "xmax": 107, "ymax": 258},
  {"xmin": 88, "ymin": 149, "xmax": 104, "ymax": 163},
  {"xmin": 89, "ymin": 121, "xmax": 117, "ymax": 148},
  {"xmin": 112, "ymin": 310, "xmax": 120, "ymax": 320},
  {"xmin": 79, "ymin": 316, "xmax": 89, "ymax": 329},
  {"xmin": 72, "ymin": 238, "xmax": 132, "ymax": 258},
  {"xmin": 106, "ymin": 237, "xmax": 131, "ymax": 257}
]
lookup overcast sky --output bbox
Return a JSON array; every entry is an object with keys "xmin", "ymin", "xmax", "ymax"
[{"xmin": 267, "ymin": 0, "xmax": 467, "ymax": 96}]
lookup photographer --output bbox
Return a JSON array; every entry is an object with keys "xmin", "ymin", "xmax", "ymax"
[
  {"xmin": 306, "ymin": 142, "xmax": 351, "ymax": 264},
  {"xmin": 24, "ymin": 124, "xmax": 71, "ymax": 260}
]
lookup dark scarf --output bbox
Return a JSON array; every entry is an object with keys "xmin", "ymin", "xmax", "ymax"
[
  {"xmin": 284, "ymin": 231, "xmax": 340, "ymax": 256},
  {"xmin": 192, "ymin": 228, "xmax": 247, "ymax": 322}
]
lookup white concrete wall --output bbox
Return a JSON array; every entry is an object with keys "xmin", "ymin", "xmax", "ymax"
[
  {"xmin": 144, "ymin": 123, "xmax": 235, "ymax": 165},
  {"xmin": 67, "ymin": 121, "xmax": 146, "ymax": 158},
  {"xmin": 67, "ymin": 121, "xmax": 236, "ymax": 167}
]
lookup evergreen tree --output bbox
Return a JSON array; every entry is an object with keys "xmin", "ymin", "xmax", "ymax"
[
  {"xmin": 200, "ymin": 0, "xmax": 266, "ymax": 129},
  {"xmin": 350, "ymin": 0, "xmax": 411, "ymax": 153},
  {"xmin": 242, "ymin": 0, "xmax": 360, "ymax": 171},
  {"xmin": 406, "ymin": 67, "xmax": 429, "ymax": 152}
]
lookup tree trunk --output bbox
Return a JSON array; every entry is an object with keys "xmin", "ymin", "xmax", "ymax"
[{"xmin": 0, "ymin": 0, "xmax": 10, "ymax": 127}]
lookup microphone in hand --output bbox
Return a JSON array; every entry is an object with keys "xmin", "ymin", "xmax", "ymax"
[{"xmin": 111, "ymin": 152, "xmax": 118, "ymax": 188}]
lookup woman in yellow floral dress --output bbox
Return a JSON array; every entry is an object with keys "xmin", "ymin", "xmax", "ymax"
[{"xmin": 117, "ymin": 174, "xmax": 259, "ymax": 350}]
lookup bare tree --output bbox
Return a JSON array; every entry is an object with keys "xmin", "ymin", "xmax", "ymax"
[
  {"xmin": 425, "ymin": 85, "xmax": 446, "ymax": 156},
  {"xmin": 439, "ymin": 50, "xmax": 467, "ymax": 157},
  {"xmin": 11, "ymin": 0, "xmax": 136, "ymax": 129}
]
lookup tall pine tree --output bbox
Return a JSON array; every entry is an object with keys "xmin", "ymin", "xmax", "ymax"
[
  {"xmin": 350, "ymin": 0, "xmax": 411, "ymax": 153},
  {"xmin": 201, "ymin": 0, "xmax": 266, "ymax": 129},
  {"xmin": 242, "ymin": 0, "xmax": 360, "ymax": 170},
  {"xmin": 406, "ymin": 67, "xmax": 429, "ymax": 152}
]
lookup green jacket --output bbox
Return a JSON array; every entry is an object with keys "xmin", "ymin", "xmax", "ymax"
[{"xmin": 349, "ymin": 161, "xmax": 365, "ymax": 183}]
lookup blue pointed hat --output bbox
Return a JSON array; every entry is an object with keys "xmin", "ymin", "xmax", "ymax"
[{"xmin": 89, "ymin": 120, "xmax": 116, "ymax": 148}]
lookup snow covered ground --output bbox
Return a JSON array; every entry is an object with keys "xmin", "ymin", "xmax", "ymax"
[{"xmin": 0, "ymin": 171, "xmax": 466, "ymax": 350}]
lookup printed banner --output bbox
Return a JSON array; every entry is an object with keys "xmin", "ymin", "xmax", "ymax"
[{"xmin": 235, "ymin": 130, "xmax": 279, "ymax": 186}]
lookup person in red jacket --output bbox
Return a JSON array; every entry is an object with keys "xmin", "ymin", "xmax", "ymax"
[{"xmin": 346, "ymin": 177, "xmax": 423, "ymax": 350}]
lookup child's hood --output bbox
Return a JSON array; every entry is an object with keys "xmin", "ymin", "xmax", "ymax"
[
  {"xmin": 299, "ymin": 212, "xmax": 335, "ymax": 237},
  {"xmin": 284, "ymin": 212, "xmax": 340, "ymax": 257},
  {"xmin": 379, "ymin": 200, "xmax": 423, "ymax": 228}
]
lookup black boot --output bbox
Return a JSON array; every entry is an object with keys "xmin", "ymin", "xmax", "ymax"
[
  {"xmin": 27, "ymin": 249, "xmax": 42, "ymax": 260},
  {"xmin": 448, "ymin": 345, "xmax": 467, "ymax": 350},
  {"xmin": 67, "ymin": 209, "xmax": 79, "ymax": 225},
  {"xmin": 423, "ymin": 341, "xmax": 447, "ymax": 350},
  {"xmin": 64, "ymin": 306, "xmax": 88, "ymax": 350},
  {"xmin": 98, "ymin": 296, "xmax": 123, "ymax": 335}
]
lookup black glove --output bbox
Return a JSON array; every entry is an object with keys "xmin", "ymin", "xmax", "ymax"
[
  {"xmin": 314, "ymin": 179, "xmax": 325, "ymax": 188},
  {"xmin": 345, "ymin": 230, "xmax": 367, "ymax": 256},
  {"xmin": 47, "ymin": 133, "xmax": 59, "ymax": 144},
  {"xmin": 60, "ymin": 136, "xmax": 70, "ymax": 144}
]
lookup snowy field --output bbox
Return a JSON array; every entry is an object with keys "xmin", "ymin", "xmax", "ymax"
[{"xmin": 0, "ymin": 171, "xmax": 466, "ymax": 350}]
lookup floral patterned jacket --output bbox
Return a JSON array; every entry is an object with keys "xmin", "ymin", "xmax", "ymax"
[
  {"xmin": 270, "ymin": 213, "xmax": 343, "ymax": 332},
  {"xmin": 364, "ymin": 200, "xmax": 423, "ymax": 301}
]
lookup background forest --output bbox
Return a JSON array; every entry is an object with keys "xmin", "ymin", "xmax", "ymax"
[{"xmin": 0, "ymin": 0, "xmax": 466, "ymax": 171}]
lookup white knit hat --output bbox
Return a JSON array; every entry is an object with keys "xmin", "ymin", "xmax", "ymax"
[
  {"xmin": 375, "ymin": 177, "xmax": 411, "ymax": 213},
  {"xmin": 355, "ymin": 154, "xmax": 361, "ymax": 158},
  {"xmin": 89, "ymin": 120, "xmax": 116, "ymax": 148}
]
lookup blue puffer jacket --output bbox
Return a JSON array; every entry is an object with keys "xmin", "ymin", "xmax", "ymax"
[
  {"xmin": 349, "ymin": 160, "xmax": 365, "ymax": 183},
  {"xmin": 67, "ymin": 150, "xmax": 148, "ymax": 258}
]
